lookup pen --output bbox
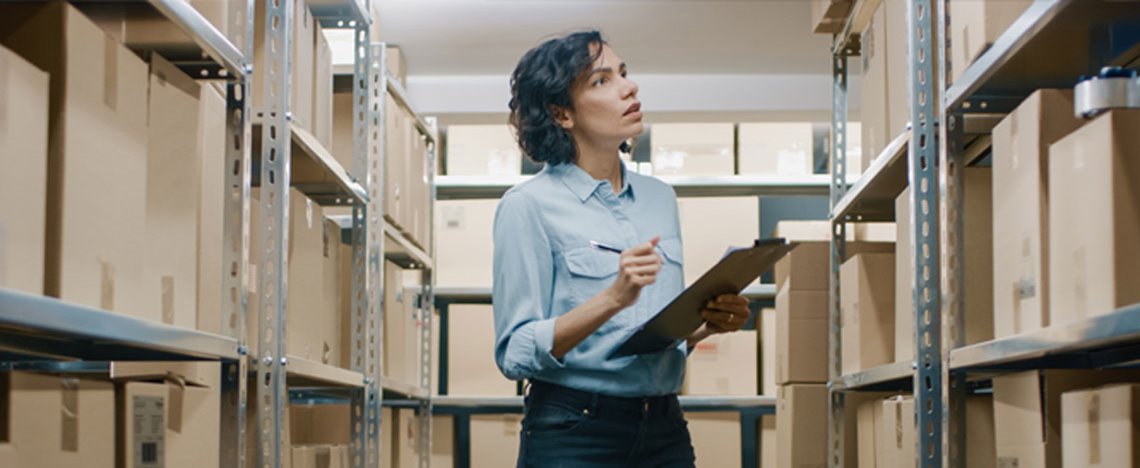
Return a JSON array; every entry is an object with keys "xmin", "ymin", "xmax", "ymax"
[{"xmin": 589, "ymin": 240, "xmax": 623, "ymax": 254}]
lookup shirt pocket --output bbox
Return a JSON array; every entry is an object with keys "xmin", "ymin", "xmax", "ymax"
[
  {"xmin": 563, "ymin": 246, "xmax": 624, "ymax": 332},
  {"xmin": 657, "ymin": 237, "xmax": 684, "ymax": 269}
]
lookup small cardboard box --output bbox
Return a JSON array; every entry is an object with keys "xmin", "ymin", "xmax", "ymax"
[
  {"xmin": 737, "ymin": 122, "xmax": 814, "ymax": 176},
  {"xmin": 470, "ymin": 414, "xmax": 521, "ymax": 468},
  {"xmin": 967, "ymin": 393, "xmax": 997, "ymax": 468},
  {"xmin": 678, "ymin": 197, "xmax": 759, "ymax": 286},
  {"xmin": 774, "ymin": 240, "xmax": 895, "ymax": 293},
  {"xmin": 435, "ymin": 199, "xmax": 498, "ymax": 288},
  {"xmin": 684, "ymin": 330, "xmax": 758, "ymax": 395},
  {"xmin": 1062, "ymin": 384, "xmax": 1140, "ymax": 468},
  {"xmin": 0, "ymin": 372, "xmax": 115, "ymax": 468},
  {"xmin": 312, "ymin": 26, "xmax": 334, "ymax": 149},
  {"xmin": 775, "ymin": 284, "xmax": 828, "ymax": 385},
  {"xmin": 0, "ymin": 44, "xmax": 49, "ymax": 294},
  {"xmin": 393, "ymin": 410, "xmax": 453, "ymax": 468},
  {"xmin": 840, "ymin": 253, "xmax": 896, "ymax": 374},
  {"xmin": 880, "ymin": 396, "xmax": 916, "ymax": 468},
  {"xmin": 253, "ymin": 0, "xmax": 314, "ymax": 131},
  {"xmin": 991, "ymin": 89, "xmax": 1084, "ymax": 338},
  {"xmin": 894, "ymin": 187, "xmax": 913, "ymax": 363},
  {"xmin": 689, "ymin": 412, "xmax": 742, "ymax": 467},
  {"xmin": 857, "ymin": 396, "xmax": 887, "ymax": 468},
  {"xmin": 650, "ymin": 123, "xmax": 735, "ymax": 176},
  {"xmin": 445, "ymin": 124, "xmax": 522, "ymax": 176},
  {"xmin": 859, "ymin": 2, "xmax": 890, "ymax": 169},
  {"xmin": 330, "ymin": 91, "xmax": 357, "ymax": 177},
  {"xmin": 116, "ymin": 379, "xmax": 221, "ymax": 468},
  {"xmin": 87, "ymin": 0, "xmax": 240, "ymax": 53},
  {"xmin": 949, "ymin": 0, "xmax": 1033, "ymax": 83},
  {"xmin": 776, "ymin": 384, "xmax": 828, "ymax": 468},
  {"xmin": 1048, "ymin": 110, "xmax": 1140, "ymax": 325},
  {"xmin": 196, "ymin": 82, "xmax": 228, "ymax": 334},
  {"xmin": 291, "ymin": 404, "xmax": 351, "ymax": 445},
  {"xmin": 447, "ymin": 304, "xmax": 516, "ymax": 396}
]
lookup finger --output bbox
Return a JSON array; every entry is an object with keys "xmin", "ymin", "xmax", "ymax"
[
  {"xmin": 621, "ymin": 254, "xmax": 662, "ymax": 267},
  {"xmin": 632, "ymin": 274, "xmax": 657, "ymax": 286},
  {"xmin": 704, "ymin": 301, "xmax": 748, "ymax": 315},
  {"xmin": 704, "ymin": 310, "xmax": 743, "ymax": 327},
  {"xmin": 715, "ymin": 294, "xmax": 749, "ymax": 305},
  {"xmin": 625, "ymin": 264, "xmax": 660, "ymax": 276},
  {"xmin": 625, "ymin": 235, "xmax": 661, "ymax": 256}
]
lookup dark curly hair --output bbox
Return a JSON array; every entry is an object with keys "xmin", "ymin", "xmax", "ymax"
[{"xmin": 508, "ymin": 30, "xmax": 606, "ymax": 166}]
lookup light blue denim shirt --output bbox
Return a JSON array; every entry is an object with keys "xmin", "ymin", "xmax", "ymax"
[{"xmin": 492, "ymin": 161, "xmax": 687, "ymax": 397}]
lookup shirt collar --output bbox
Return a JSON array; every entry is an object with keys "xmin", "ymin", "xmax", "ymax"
[{"xmin": 547, "ymin": 161, "xmax": 635, "ymax": 203}]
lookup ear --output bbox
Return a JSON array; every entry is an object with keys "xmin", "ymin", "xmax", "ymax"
[{"xmin": 550, "ymin": 105, "xmax": 573, "ymax": 130}]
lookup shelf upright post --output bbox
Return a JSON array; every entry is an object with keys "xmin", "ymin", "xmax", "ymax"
[
  {"xmin": 418, "ymin": 117, "xmax": 440, "ymax": 468},
  {"xmin": 827, "ymin": 46, "xmax": 850, "ymax": 468},
  {"xmin": 936, "ymin": 0, "xmax": 967, "ymax": 466},
  {"xmin": 254, "ymin": 0, "xmax": 294, "ymax": 465},
  {"xmin": 904, "ymin": 1, "xmax": 943, "ymax": 467},
  {"xmin": 220, "ymin": 0, "xmax": 255, "ymax": 466}
]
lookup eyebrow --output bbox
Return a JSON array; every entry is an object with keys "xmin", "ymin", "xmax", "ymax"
[{"xmin": 589, "ymin": 63, "xmax": 627, "ymax": 77}]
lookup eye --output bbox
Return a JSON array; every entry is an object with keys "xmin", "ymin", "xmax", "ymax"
[{"xmin": 592, "ymin": 77, "xmax": 607, "ymax": 87}]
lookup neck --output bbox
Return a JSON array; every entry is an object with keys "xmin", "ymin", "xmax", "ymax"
[{"xmin": 574, "ymin": 137, "xmax": 623, "ymax": 193}]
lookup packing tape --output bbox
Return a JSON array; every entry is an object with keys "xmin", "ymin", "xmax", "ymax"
[
  {"xmin": 103, "ymin": 36, "xmax": 118, "ymax": 112},
  {"xmin": 162, "ymin": 276, "xmax": 175, "ymax": 325},
  {"xmin": 60, "ymin": 378, "xmax": 80, "ymax": 452},
  {"xmin": 101, "ymin": 258, "xmax": 115, "ymax": 311},
  {"xmin": 1089, "ymin": 391, "xmax": 1101, "ymax": 465}
]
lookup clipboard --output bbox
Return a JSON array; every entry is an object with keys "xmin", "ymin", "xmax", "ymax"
[{"xmin": 609, "ymin": 238, "xmax": 797, "ymax": 358}]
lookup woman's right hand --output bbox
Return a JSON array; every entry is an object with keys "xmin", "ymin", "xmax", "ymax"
[{"xmin": 606, "ymin": 236, "xmax": 662, "ymax": 310}]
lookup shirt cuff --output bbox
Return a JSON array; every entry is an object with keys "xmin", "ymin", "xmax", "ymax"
[{"xmin": 532, "ymin": 317, "xmax": 567, "ymax": 370}]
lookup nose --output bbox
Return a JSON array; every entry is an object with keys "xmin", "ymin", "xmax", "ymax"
[{"xmin": 622, "ymin": 76, "xmax": 639, "ymax": 99}]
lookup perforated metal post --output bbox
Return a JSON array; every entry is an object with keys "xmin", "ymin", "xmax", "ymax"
[
  {"xmin": 418, "ymin": 118, "xmax": 440, "ymax": 468},
  {"xmin": 905, "ymin": 1, "xmax": 942, "ymax": 466},
  {"xmin": 255, "ymin": 0, "xmax": 293, "ymax": 466},
  {"xmin": 937, "ymin": 1, "xmax": 967, "ymax": 466},
  {"xmin": 219, "ymin": 1, "xmax": 254, "ymax": 466},
  {"xmin": 827, "ymin": 50, "xmax": 849, "ymax": 468}
]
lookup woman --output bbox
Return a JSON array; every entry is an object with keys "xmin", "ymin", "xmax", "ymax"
[{"xmin": 493, "ymin": 30, "xmax": 752, "ymax": 467}]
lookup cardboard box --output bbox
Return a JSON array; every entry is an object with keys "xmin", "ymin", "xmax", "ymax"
[
  {"xmin": 319, "ymin": 217, "xmax": 343, "ymax": 366},
  {"xmin": 879, "ymin": 396, "xmax": 916, "ymax": 468},
  {"xmin": 447, "ymin": 304, "xmax": 516, "ymax": 396},
  {"xmin": 1048, "ymin": 110, "xmax": 1140, "ymax": 325},
  {"xmin": 253, "ymin": 0, "xmax": 314, "ymax": 131},
  {"xmin": 650, "ymin": 123, "xmax": 735, "ymax": 176},
  {"xmin": 684, "ymin": 330, "xmax": 758, "ymax": 395},
  {"xmin": 812, "ymin": 0, "xmax": 852, "ymax": 34},
  {"xmin": 196, "ymin": 82, "xmax": 227, "ymax": 334},
  {"xmin": 991, "ymin": 89, "xmax": 1084, "ymax": 338},
  {"xmin": 678, "ymin": 197, "xmax": 759, "ymax": 286},
  {"xmin": 117, "ymin": 379, "xmax": 221, "ymax": 468},
  {"xmin": 994, "ymin": 370, "xmax": 1140, "ymax": 468},
  {"xmin": 737, "ymin": 122, "xmax": 814, "ymax": 176},
  {"xmin": 291, "ymin": 404, "xmax": 351, "ymax": 445},
  {"xmin": 689, "ymin": 412, "xmax": 742, "ymax": 467},
  {"xmin": 313, "ymin": 26, "xmax": 333, "ymax": 149},
  {"xmin": 0, "ymin": 372, "xmax": 115, "ymax": 468},
  {"xmin": 292, "ymin": 445, "xmax": 349, "ymax": 468},
  {"xmin": 393, "ymin": 410, "xmax": 453, "ymax": 468},
  {"xmin": 840, "ymin": 253, "xmax": 896, "ymax": 374},
  {"xmin": 776, "ymin": 384, "xmax": 828, "ymax": 468},
  {"xmin": 384, "ymin": 95, "xmax": 407, "ymax": 230},
  {"xmin": 86, "ymin": 0, "xmax": 239, "ymax": 54},
  {"xmin": 381, "ymin": 407, "xmax": 393, "ymax": 468},
  {"xmin": 774, "ymin": 240, "xmax": 895, "ymax": 293},
  {"xmin": 382, "ymin": 261, "xmax": 409, "ymax": 383},
  {"xmin": 1, "ymin": 2, "xmax": 150, "ymax": 316},
  {"xmin": 760, "ymin": 414, "xmax": 776, "ymax": 468},
  {"xmin": 883, "ymin": 0, "xmax": 909, "ymax": 144},
  {"xmin": 1062, "ymin": 384, "xmax": 1140, "ymax": 468},
  {"xmin": 860, "ymin": 2, "xmax": 890, "ymax": 169},
  {"xmin": 962, "ymin": 394, "xmax": 997, "ymax": 468},
  {"xmin": 145, "ymin": 54, "xmax": 201, "ymax": 329},
  {"xmin": 471, "ymin": 414, "xmax": 521, "ymax": 468},
  {"xmin": 0, "ymin": 44, "xmax": 49, "ymax": 294},
  {"xmin": 111, "ymin": 361, "xmax": 219, "ymax": 389},
  {"xmin": 338, "ymin": 240, "xmax": 357, "ymax": 368},
  {"xmin": 406, "ymin": 126, "xmax": 431, "ymax": 252},
  {"xmin": 894, "ymin": 187, "xmax": 913, "ymax": 363},
  {"xmin": 949, "ymin": 0, "xmax": 1032, "ymax": 83},
  {"xmin": 857, "ymin": 396, "xmax": 887, "ymax": 468},
  {"xmin": 963, "ymin": 167, "xmax": 994, "ymax": 345},
  {"xmin": 445, "ymin": 124, "xmax": 522, "ymax": 176},
  {"xmin": 435, "ymin": 199, "xmax": 497, "ymax": 288},
  {"xmin": 775, "ymin": 284, "xmax": 828, "ymax": 385},
  {"xmin": 330, "ymin": 91, "xmax": 356, "ymax": 178},
  {"xmin": 760, "ymin": 307, "xmax": 777, "ymax": 396},
  {"xmin": 386, "ymin": 45, "xmax": 407, "ymax": 87},
  {"xmin": 244, "ymin": 384, "xmax": 293, "ymax": 468}
]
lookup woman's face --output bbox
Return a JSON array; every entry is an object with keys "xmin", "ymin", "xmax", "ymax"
[{"xmin": 564, "ymin": 43, "xmax": 643, "ymax": 148}]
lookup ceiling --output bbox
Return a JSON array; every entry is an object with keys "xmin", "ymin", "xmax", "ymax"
[{"xmin": 374, "ymin": 0, "xmax": 835, "ymax": 76}]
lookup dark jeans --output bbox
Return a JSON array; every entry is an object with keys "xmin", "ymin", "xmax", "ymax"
[{"xmin": 517, "ymin": 380, "xmax": 696, "ymax": 468}]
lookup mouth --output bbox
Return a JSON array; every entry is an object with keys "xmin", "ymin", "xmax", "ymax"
[{"xmin": 623, "ymin": 102, "xmax": 641, "ymax": 116}]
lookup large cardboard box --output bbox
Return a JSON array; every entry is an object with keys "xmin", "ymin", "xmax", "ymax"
[
  {"xmin": 313, "ymin": 26, "xmax": 334, "ymax": 149},
  {"xmin": 949, "ymin": 0, "xmax": 1032, "ymax": 83},
  {"xmin": 774, "ymin": 240, "xmax": 895, "ymax": 293},
  {"xmin": 1048, "ymin": 110, "xmax": 1140, "ymax": 325},
  {"xmin": 776, "ymin": 384, "xmax": 828, "ymax": 468},
  {"xmin": 244, "ymin": 384, "xmax": 293, "ymax": 468},
  {"xmin": 382, "ymin": 261, "xmax": 410, "ymax": 384},
  {"xmin": 650, "ymin": 123, "xmax": 735, "ymax": 176},
  {"xmin": 775, "ymin": 284, "xmax": 828, "ymax": 385},
  {"xmin": 760, "ymin": 307, "xmax": 777, "ymax": 396},
  {"xmin": 86, "ymin": 0, "xmax": 240, "ymax": 53},
  {"xmin": 471, "ymin": 414, "xmax": 522, "ymax": 468},
  {"xmin": 447, "ymin": 304, "xmax": 516, "ymax": 396},
  {"xmin": 760, "ymin": 414, "xmax": 776, "ymax": 468},
  {"xmin": 880, "ymin": 396, "xmax": 916, "ymax": 468},
  {"xmin": 1062, "ymin": 384, "xmax": 1140, "ymax": 468},
  {"xmin": 445, "ymin": 124, "xmax": 522, "ymax": 176},
  {"xmin": 860, "ymin": 2, "xmax": 890, "ymax": 170},
  {"xmin": 994, "ymin": 370, "xmax": 1140, "ymax": 468},
  {"xmin": 319, "ymin": 217, "xmax": 343, "ymax": 366},
  {"xmin": 678, "ymin": 197, "xmax": 759, "ymax": 286},
  {"xmin": 812, "ymin": 0, "xmax": 852, "ymax": 34},
  {"xmin": 381, "ymin": 407, "xmax": 393, "ymax": 468},
  {"xmin": 0, "ymin": 2, "xmax": 150, "ymax": 316},
  {"xmin": 689, "ymin": 412, "xmax": 742, "ymax": 467},
  {"xmin": 116, "ymin": 379, "xmax": 221, "ymax": 468},
  {"xmin": 840, "ymin": 253, "xmax": 895, "ymax": 374},
  {"xmin": 393, "ymin": 410, "xmax": 453, "ymax": 468},
  {"xmin": 857, "ymin": 396, "xmax": 887, "ymax": 468},
  {"xmin": 0, "ymin": 44, "xmax": 49, "ymax": 294},
  {"xmin": 436, "ymin": 199, "xmax": 497, "ymax": 288},
  {"xmin": 991, "ymin": 89, "xmax": 1084, "ymax": 338},
  {"xmin": 253, "ymin": 0, "xmax": 314, "ymax": 131},
  {"xmin": 291, "ymin": 404, "xmax": 351, "ymax": 445},
  {"xmin": 0, "ymin": 372, "xmax": 115, "ymax": 468},
  {"xmin": 145, "ymin": 54, "xmax": 201, "ymax": 329},
  {"xmin": 684, "ymin": 330, "xmax": 758, "ymax": 395},
  {"xmin": 406, "ymin": 126, "xmax": 431, "ymax": 252},
  {"xmin": 737, "ymin": 122, "xmax": 814, "ymax": 176},
  {"xmin": 111, "ymin": 361, "xmax": 219, "ymax": 389},
  {"xmin": 196, "ymin": 82, "xmax": 228, "ymax": 334},
  {"xmin": 894, "ymin": 187, "xmax": 913, "ymax": 363},
  {"xmin": 384, "ymin": 95, "xmax": 408, "ymax": 230},
  {"xmin": 967, "ymin": 394, "xmax": 997, "ymax": 468},
  {"xmin": 330, "ymin": 91, "xmax": 357, "ymax": 177}
]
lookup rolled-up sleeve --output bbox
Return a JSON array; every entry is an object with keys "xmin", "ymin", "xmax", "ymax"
[{"xmin": 492, "ymin": 192, "xmax": 565, "ymax": 381}]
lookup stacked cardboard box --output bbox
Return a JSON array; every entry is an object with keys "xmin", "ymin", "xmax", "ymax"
[
  {"xmin": 470, "ymin": 414, "xmax": 522, "ymax": 467},
  {"xmin": 1048, "ymin": 110, "xmax": 1140, "ymax": 324},
  {"xmin": 690, "ymin": 412, "xmax": 742, "ymax": 467},
  {"xmin": 86, "ymin": 0, "xmax": 242, "ymax": 52},
  {"xmin": 650, "ymin": 123, "xmax": 735, "ymax": 175},
  {"xmin": 447, "ymin": 304, "xmax": 516, "ymax": 396},
  {"xmin": 991, "ymin": 89, "xmax": 1085, "ymax": 338},
  {"xmin": 841, "ymin": 253, "xmax": 895, "ymax": 374},
  {"xmin": 392, "ymin": 409, "xmax": 453, "ymax": 468},
  {"xmin": 445, "ymin": 124, "xmax": 523, "ymax": 176},
  {"xmin": 196, "ymin": 82, "xmax": 229, "ymax": 334},
  {"xmin": 760, "ymin": 307, "xmax": 777, "ymax": 396},
  {"xmin": 1061, "ymin": 384, "xmax": 1140, "ymax": 468},
  {"xmin": 253, "ymin": 0, "xmax": 315, "ymax": 133},
  {"xmin": 776, "ymin": 384, "xmax": 828, "ymax": 468},
  {"xmin": 678, "ymin": 197, "xmax": 759, "ymax": 286},
  {"xmin": 115, "ymin": 363, "xmax": 222, "ymax": 468},
  {"xmin": 0, "ymin": 372, "xmax": 115, "ymax": 467},
  {"xmin": 435, "ymin": 199, "xmax": 498, "ymax": 288},
  {"xmin": 948, "ymin": 0, "xmax": 1033, "ymax": 83},
  {"xmin": 683, "ymin": 330, "xmax": 758, "ymax": 395}
]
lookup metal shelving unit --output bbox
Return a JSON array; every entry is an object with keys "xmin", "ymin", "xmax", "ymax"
[
  {"xmin": 437, "ymin": 174, "xmax": 833, "ymax": 200},
  {"xmin": 827, "ymin": 0, "xmax": 940, "ymax": 467},
  {"xmin": 937, "ymin": 2, "xmax": 1140, "ymax": 467}
]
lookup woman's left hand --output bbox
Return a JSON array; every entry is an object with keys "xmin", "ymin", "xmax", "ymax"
[{"xmin": 699, "ymin": 294, "xmax": 751, "ymax": 334}]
